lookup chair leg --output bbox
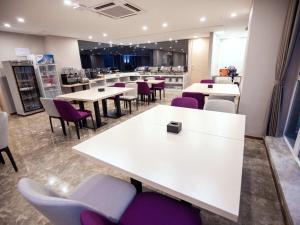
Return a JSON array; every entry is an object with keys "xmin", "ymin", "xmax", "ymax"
[
  {"xmin": 129, "ymin": 101, "xmax": 132, "ymax": 114},
  {"xmin": 75, "ymin": 122, "xmax": 80, "ymax": 139},
  {"xmin": 163, "ymin": 89, "xmax": 165, "ymax": 98},
  {"xmin": 159, "ymin": 90, "xmax": 162, "ymax": 100},
  {"xmin": 148, "ymin": 94, "xmax": 150, "ymax": 105},
  {"xmin": 90, "ymin": 115, "xmax": 96, "ymax": 131},
  {"xmin": 136, "ymin": 99, "xmax": 139, "ymax": 111},
  {"xmin": 0, "ymin": 152, "xmax": 5, "ymax": 164},
  {"xmin": 60, "ymin": 119, "xmax": 67, "ymax": 136},
  {"xmin": 49, "ymin": 116, "xmax": 53, "ymax": 132},
  {"xmin": 4, "ymin": 147, "xmax": 18, "ymax": 172}
]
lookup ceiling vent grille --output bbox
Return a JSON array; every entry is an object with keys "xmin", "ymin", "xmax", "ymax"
[{"xmin": 91, "ymin": 1, "xmax": 143, "ymax": 19}]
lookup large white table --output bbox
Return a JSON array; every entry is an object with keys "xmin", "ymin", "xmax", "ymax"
[
  {"xmin": 183, "ymin": 83, "xmax": 240, "ymax": 97},
  {"xmin": 73, "ymin": 105, "xmax": 245, "ymax": 221},
  {"xmin": 57, "ymin": 87, "xmax": 133, "ymax": 127}
]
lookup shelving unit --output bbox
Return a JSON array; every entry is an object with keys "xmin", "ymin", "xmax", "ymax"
[{"xmin": 87, "ymin": 72, "xmax": 187, "ymax": 90}]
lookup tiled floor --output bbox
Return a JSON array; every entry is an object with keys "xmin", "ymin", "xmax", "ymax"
[{"xmin": 0, "ymin": 91, "xmax": 285, "ymax": 225}]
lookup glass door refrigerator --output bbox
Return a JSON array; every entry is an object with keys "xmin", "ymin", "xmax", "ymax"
[
  {"xmin": 29, "ymin": 54, "xmax": 62, "ymax": 98},
  {"xmin": 2, "ymin": 61, "xmax": 43, "ymax": 116}
]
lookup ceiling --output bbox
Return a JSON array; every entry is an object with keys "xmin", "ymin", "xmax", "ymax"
[{"xmin": 0, "ymin": 0, "xmax": 251, "ymax": 44}]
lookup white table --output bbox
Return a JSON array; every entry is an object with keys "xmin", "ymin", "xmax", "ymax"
[
  {"xmin": 73, "ymin": 105, "xmax": 245, "ymax": 221},
  {"xmin": 135, "ymin": 79, "xmax": 164, "ymax": 85},
  {"xmin": 183, "ymin": 83, "xmax": 240, "ymax": 97},
  {"xmin": 57, "ymin": 87, "xmax": 133, "ymax": 127}
]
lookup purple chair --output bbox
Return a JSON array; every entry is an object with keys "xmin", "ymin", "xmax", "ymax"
[
  {"xmin": 53, "ymin": 100, "xmax": 95, "ymax": 139},
  {"xmin": 171, "ymin": 97, "xmax": 199, "ymax": 109},
  {"xmin": 137, "ymin": 82, "xmax": 154, "ymax": 105},
  {"xmin": 200, "ymin": 79, "xmax": 214, "ymax": 84},
  {"xmin": 151, "ymin": 77, "xmax": 165, "ymax": 100},
  {"xmin": 182, "ymin": 92, "xmax": 205, "ymax": 109},
  {"xmin": 81, "ymin": 192, "xmax": 202, "ymax": 225},
  {"xmin": 108, "ymin": 82, "xmax": 126, "ymax": 100}
]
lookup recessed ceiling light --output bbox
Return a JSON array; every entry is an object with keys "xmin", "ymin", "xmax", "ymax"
[
  {"xmin": 120, "ymin": 42, "xmax": 124, "ymax": 45},
  {"xmin": 17, "ymin": 17, "xmax": 25, "ymax": 23},
  {"xmin": 162, "ymin": 22, "xmax": 168, "ymax": 28},
  {"xmin": 129, "ymin": 43, "xmax": 132, "ymax": 45},
  {"xmin": 175, "ymin": 40, "xmax": 178, "ymax": 43},
  {"xmin": 169, "ymin": 46, "xmax": 172, "ymax": 49},
  {"xmin": 64, "ymin": 0, "xmax": 72, "ymax": 5},
  {"xmin": 3, "ymin": 23, "xmax": 11, "ymax": 28},
  {"xmin": 72, "ymin": 3, "xmax": 80, "ymax": 9},
  {"xmin": 230, "ymin": 12, "xmax": 237, "ymax": 18},
  {"xmin": 160, "ymin": 47, "xmax": 162, "ymax": 49},
  {"xmin": 193, "ymin": 35, "xmax": 199, "ymax": 38},
  {"xmin": 200, "ymin": 17, "xmax": 206, "ymax": 22},
  {"xmin": 142, "ymin": 26, "xmax": 148, "ymax": 31},
  {"xmin": 109, "ymin": 41, "xmax": 113, "ymax": 44},
  {"xmin": 88, "ymin": 35, "xmax": 93, "ymax": 39},
  {"xmin": 94, "ymin": 47, "xmax": 97, "ymax": 49},
  {"xmin": 169, "ymin": 38, "xmax": 173, "ymax": 41},
  {"xmin": 155, "ymin": 42, "xmax": 158, "ymax": 45},
  {"xmin": 143, "ymin": 46, "xmax": 146, "ymax": 48},
  {"xmin": 81, "ymin": 49, "xmax": 84, "ymax": 51},
  {"xmin": 147, "ymin": 40, "xmax": 151, "ymax": 43},
  {"xmin": 102, "ymin": 33, "xmax": 107, "ymax": 37}
]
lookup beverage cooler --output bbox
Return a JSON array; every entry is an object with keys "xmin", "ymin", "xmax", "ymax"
[
  {"xmin": 28, "ymin": 54, "xmax": 62, "ymax": 98},
  {"xmin": 2, "ymin": 61, "xmax": 43, "ymax": 116}
]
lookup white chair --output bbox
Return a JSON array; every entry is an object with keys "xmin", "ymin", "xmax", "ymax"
[
  {"xmin": 18, "ymin": 174, "xmax": 137, "ymax": 225},
  {"xmin": 208, "ymin": 95, "xmax": 235, "ymax": 102},
  {"xmin": 0, "ymin": 111, "xmax": 18, "ymax": 172},
  {"xmin": 204, "ymin": 99, "xmax": 236, "ymax": 113},
  {"xmin": 40, "ymin": 98, "xmax": 66, "ymax": 135},
  {"xmin": 120, "ymin": 83, "xmax": 139, "ymax": 114}
]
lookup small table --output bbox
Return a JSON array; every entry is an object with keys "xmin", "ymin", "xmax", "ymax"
[
  {"xmin": 56, "ymin": 87, "xmax": 133, "ymax": 128},
  {"xmin": 183, "ymin": 83, "xmax": 240, "ymax": 97},
  {"xmin": 73, "ymin": 105, "xmax": 245, "ymax": 221}
]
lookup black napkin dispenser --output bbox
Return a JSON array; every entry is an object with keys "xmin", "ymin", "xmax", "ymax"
[
  {"xmin": 167, "ymin": 121, "xmax": 182, "ymax": 134},
  {"xmin": 98, "ymin": 88, "xmax": 105, "ymax": 92},
  {"xmin": 208, "ymin": 84, "xmax": 213, "ymax": 88}
]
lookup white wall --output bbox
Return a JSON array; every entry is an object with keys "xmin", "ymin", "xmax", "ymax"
[
  {"xmin": 211, "ymin": 34, "xmax": 247, "ymax": 76},
  {"xmin": 239, "ymin": 0, "xmax": 289, "ymax": 137},
  {"xmin": 44, "ymin": 35, "xmax": 82, "ymax": 74},
  {"xmin": 0, "ymin": 31, "xmax": 45, "ymax": 68}
]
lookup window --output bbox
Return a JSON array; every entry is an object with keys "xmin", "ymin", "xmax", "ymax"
[{"xmin": 285, "ymin": 80, "xmax": 300, "ymax": 158}]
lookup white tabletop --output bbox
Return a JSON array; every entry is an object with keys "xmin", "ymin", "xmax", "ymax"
[
  {"xmin": 61, "ymin": 82, "xmax": 91, "ymax": 88},
  {"xmin": 183, "ymin": 83, "xmax": 240, "ymax": 96},
  {"xmin": 135, "ymin": 79, "xmax": 164, "ymax": 85},
  {"xmin": 56, "ymin": 87, "xmax": 133, "ymax": 102},
  {"xmin": 73, "ymin": 105, "xmax": 245, "ymax": 221}
]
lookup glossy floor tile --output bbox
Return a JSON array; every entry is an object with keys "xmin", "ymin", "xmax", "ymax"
[{"xmin": 0, "ymin": 92, "xmax": 284, "ymax": 225}]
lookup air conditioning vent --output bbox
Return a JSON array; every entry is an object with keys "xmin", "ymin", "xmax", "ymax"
[
  {"xmin": 90, "ymin": 0, "xmax": 143, "ymax": 19},
  {"xmin": 94, "ymin": 2, "xmax": 115, "ymax": 10},
  {"xmin": 124, "ymin": 3, "xmax": 141, "ymax": 12}
]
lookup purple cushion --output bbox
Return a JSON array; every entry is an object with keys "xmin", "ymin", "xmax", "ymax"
[
  {"xmin": 119, "ymin": 192, "xmax": 202, "ymax": 225},
  {"xmin": 77, "ymin": 110, "xmax": 91, "ymax": 119},
  {"xmin": 80, "ymin": 210, "xmax": 115, "ymax": 225}
]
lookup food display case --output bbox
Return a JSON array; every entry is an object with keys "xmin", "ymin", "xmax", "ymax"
[{"xmin": 29, "ymin": 54, "xmax": 61, "ymax": 98}]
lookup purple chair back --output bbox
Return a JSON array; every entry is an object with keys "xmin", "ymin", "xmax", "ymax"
[
  {"xmin": 153, "ymin": 77, "xmax": 165, "ymax": 89},
  {"xmin": 171, "ymin": 97, "xmax": 198, "ymax": 109},
  {"xmin": 137, "ymin": 82, "xmax": 151, "ymax": 95},
  {"xmin": 112, "ymin": 82, "xmax": 125, "ymax": 88},
  {"xmin": 182, "ymin": 92, "xmax": 205, "ymax": 109},
  {"xmin": 53, "ymin": 100, "xmax": 81, "ymax": 122},
  {"xmin": 200, "ymin": 79, "xmax": 214, "ymax": 84}
]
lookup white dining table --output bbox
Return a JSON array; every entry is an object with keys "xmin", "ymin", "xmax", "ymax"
[
  {"xmin": 183, "ymin": 83, "xmax": 240, "ymax": 97},
  {"xmin": 135, "ymin": 79, "xmax": 164, "ymax": 85},
  {"xmin": 73, "ymin": 105, "xmax": 246, "ymax": 222},
  {"xmin": 56, "ymin": 86, "xmax": 133, "ymax": 127}
]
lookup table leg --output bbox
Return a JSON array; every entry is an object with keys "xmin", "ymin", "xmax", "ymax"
[
  {"xmin": 79, "ymin": 101, "xmax": 87, "ymax": 126},
  {"xmin": 71, "ymin": 87, "xmax": 75, "ymax": 92},
  {"xmin": 130, "ymin": 178, "xmax": 142, "ymax": 193},
  {"xmin": 115, "ymin": 95, "xmax": 122, "ymax": 117},
  {"xmin": 83, "ymin": 85, "xmax": 87, "ymax": 90},
  {"xmin": 102, "ymin": 99, "xmax": 108, "ymax": 117},
  {"xmin": 93, "ymin": 101, "xmax": 102, "ymax": 128}
]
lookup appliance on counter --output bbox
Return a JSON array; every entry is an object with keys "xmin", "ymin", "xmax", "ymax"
[
  {"xmin": 2, "ymin": 60, "xmax": 43, "ymax": 116},
  {"xmin": 28, "ymin": 54, "xmax": 61, "ymax": 98},
  {"xmin": 61, "ymin": 67, "xmax": 90, "ymax": 84}
]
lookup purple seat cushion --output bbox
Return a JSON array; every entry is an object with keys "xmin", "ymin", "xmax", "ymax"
[
  {"xmin": 81, "ymin": 210, "xmax": 115, "ymax": 225},
  {"xmin": 119, "ymin": 192, "xmax": 202, "ymax": 225},
  {"xmin": 77, "ymin": 110, "xmax": 91, "ymax": 119}
]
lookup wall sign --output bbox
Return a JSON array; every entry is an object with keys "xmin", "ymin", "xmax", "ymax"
[{"xmin": 15, "ymin": 48, "xmax": 31, "ymax": 57}]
